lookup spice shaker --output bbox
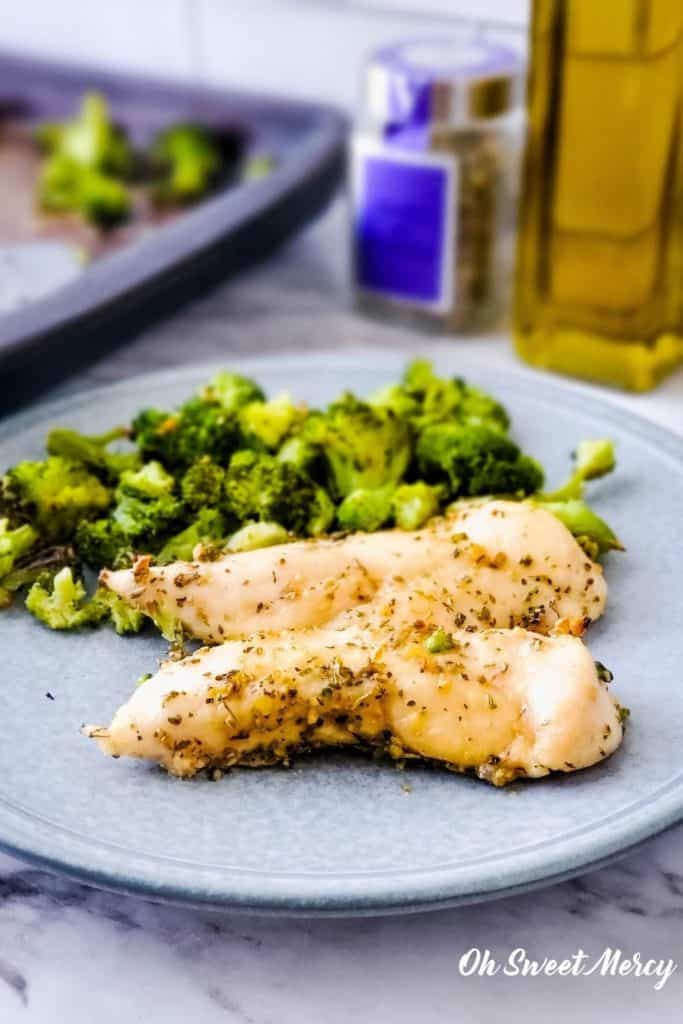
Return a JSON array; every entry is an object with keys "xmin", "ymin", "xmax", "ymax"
[{"xmin": 351, "ymin": 39, "xmax": 525, "ymax": 333}]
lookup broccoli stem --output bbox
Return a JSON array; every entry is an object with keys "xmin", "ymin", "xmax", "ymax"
[
  {"xmin": 532, "ymin": 498, "xmax": 624, "ymax": 557},
  {"xmin": 531, "ymin": 439, "xmax": 622, "ymax": 557},
  {"xmin": 541, "ymin": 439, "xmax": 616, "ymax": 502}
]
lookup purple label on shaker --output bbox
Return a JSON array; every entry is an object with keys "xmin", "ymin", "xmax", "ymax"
[{"xmin": 353, "ymin": 140, "xmax": 455, "ymax": 310}]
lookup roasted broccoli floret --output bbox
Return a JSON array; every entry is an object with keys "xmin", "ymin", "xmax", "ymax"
[
  {"xmin": 37, "ymin": 93, "xmax": 132, "ymax": 176},
  {"xmin": 111, "ymin": 494, "xmax": 183, "ymax": 545},
  {"xmin": 307, "ymin": 486, "xmax": 336, "ymax": 537},
  {"xmin": 92, "ymin": 587, "xmax": 146, "ymax": 635},
  {"xmin": 8, "ymin": 457, "xmax": 112, "ymax": 542},
  {"xmin": 131, "ymin": 398, "xmax": 240, "ymax": 471},
  {"xmin": 276, "ymin": 435, "xmax": 322, "ymax": 477},
  {"xmin": 36, "ymin": 93, "xmax": 133, "ymax": 226},
  {"xmin": 226, "ymin": 521, "xmax": 291, "ymax": 553},
  {"xmin": 307, "ymin": 394, "xmax": 412, "ymax": 499},
  {"xmin": 367, "ymin": 383, "xmax": 422, "ymax": 421},
  {"xmin": 156, "ymin": 508, "xmax": 226, "ymax": 564},
  {"xmin": 0, "ymin": 519, "xmax": 39, "ymax": 606},
  {"xmin": 0, "ymin": 519, "xmax": 38, "ymax": 579},
  {"xmin": 0, "ymin": 474, "xmax": 23, "ymax": 527},
  {"xmin": 180, "ymin": 457, "xmax": 225, "ymax": 510},
  {"xmin": 336, "ymin": 487, "xmax": 393, "ymax": 533},
  {"xmin": 391, "ymin": 481, "xmax": 443, "ymax": 531},
  {"xmin": 129, "ymin": 408, "xmax": 173, "ymax": 459},
  {"xmin": 223, "ymin": 450, "xmax": 333, "ymax": 536},
  {"xmin": 131, "ymin": 371, "xmax": 266, "ymax": 470},
  {"xmin": 74, "ymin": 518, "xmax": 133, "ymax": 571},
  {"xmin": 416, "ymin": 423, "xmax": 544, "ymax": 498},
  {"xmin": 25, "ymin": 566, "xmax": 105, "ymax": 631},
  {"xmin": 371, "ymin": 359, "xmax": 510, "ymax": 433},
  {"xmin": 109, "ymin": 460, "xmax": 182, "ymax": 545},
  {"xmin": 150, "ymin": 124, "xmax": 222, "ymax": 205},
  {"xmin": 117, "ymin": 460, "xmax": 175, "ymax": 498},
  {"xmin": 404, "ymin": 359, "xmax": 510, "ymax": 431},
  {"xmin": 199, "ymin": 370, "xmax": 264, "ymax": 412},
  {"xmin": 0, "ymin": 544, "xmax": 76, "ymax": 602},
  {"xmin": 38, "ymin": 156, "xmax": 131, "ymax": 225},
  {"xmin": 46, "ymin": 425, "xmax": 138, "ymax": 481},
  {"xmin": 239, "ymin": 392, "xmax": 307, "ymax": 451}
]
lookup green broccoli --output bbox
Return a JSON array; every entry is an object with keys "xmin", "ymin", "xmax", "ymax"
[
  {"xmin": 117, "ymin": 460, "xmax": 175, "ymax": 498},
  {"xmin": 0, "ymin": 519, "xmax": 39, "ymax": 606},
  {"xmin": 307, "ymin": 486, "xmax": 336, "ymax": 537},
  {"xmin": 306, "ymin": 394, "xmax": 412, "ymax": 499},
  {"xmin": 8, "ymin": 457, "xmax": 112, "ymax": 542},
  {"xmin": 0, "ymin": 474, "xmax": 23, "ymax": 527},
  {"xmin": 404, "ymin": 359, "xmax": 510, "ymax": 430},
  {"xmin": 276, "ymin": 435, "xmax": 322, "ymax": 477},
  {"xmin": 391, "ymin": 481, "xmax": 443, "ymax": 531},
  {"xmin": 111, "ymin": 493, "xmax": 183, "ymax": 545},
  {"xmin": 199, "ymin": 370, "xmax": 264, "ymax": 412},
  {"xmin": 92, "ymin": 587, "xmax": 146, "ymax": 635},
  {"xmin": 226, "ymin": 521, "xmax": 291, "ymax": 553},
  {"xmin": 336, "ymin": 488, "xmax": 394, "ymax": 533},
  {"xmin": 535, "ymin": 499, "xmax": 623, "ymax": 558},
  {"xmin": 541, "ymin": 439, "xmax": 617, "ymax": 502},
  {"xmin": 424, "ymin": 627, "xmax": 454, "ymax": 653},
  {"xmin": 156, "ymin": 508, "xmax": 226, "ymax": 564},
  {"xmin": 0, "ymin": 543, "xmax": 76, "ymax": 601},
  {"xmin": 180, "ymin": 457, "xmax": 225, "ymax": 510},
  {"xmin": 38, "ymin": 155, "xmax": 131, "ymax": 225},
  {"xmin": 108, "ymin": 460, "xmax": 182, "ymax": 545},
  {"xmin": 40, "ymin": 93, "xmax": 132, "ymax": 176},
  {"xmin": 223, "ymin": 450, "xmax": 333, "ymax": 536},
  {"xmin": 459, "ymin": 385, "xmax": 510, "ymax": 431},
  {"xmin": 131, "ymin": 399, "xmax": 240, "ymax": 471},
  {"xmin": 530, "ymin": 440, "xmax": 622, "ymax": 557},
  {"xmin": 36, "ymin": 93, "xmax": 133, "ymax": 226},
  {"xmin": 416, "ymin": 423, "xmax": 544, "ymax": 498},
  {"xmin": 131, "ymin": 371, "xmax": 266, "ymax": 470},
  {"xmin": 74, "ymin": 518, "xmax": 134, "ymax": 571},
  {"xmin": 401, "ymin": 359, "xmax": 464, "ymax": 425},
  {"xmin": 371, "ymin": 359, "xmax": 510, "ymax": 432},
  {"xmin": 239, "ymin": 392, "xmax": 307, "ymax": 451},
  {"xmin": 367, "ymin": 383, "xmax": 422, "ymax": 421},
  {"xmin": 46, "ymin": 425, "xmax": 138, "ymax": 481},
  {"xmin": 0, "ymin": 519, "xmax": 38, "ymax": 578},
  {"xmin": 25, "ymin": 566, "xmax": 106, "ymax": 631},
  {"xmin": 150, "ymin": 124, "xmax": 223, "ymax": 205}
]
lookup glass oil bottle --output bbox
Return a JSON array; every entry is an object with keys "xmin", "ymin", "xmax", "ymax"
[{"xmin": 514, "ymin": 0, "xmax": 683, "ymax": 391}]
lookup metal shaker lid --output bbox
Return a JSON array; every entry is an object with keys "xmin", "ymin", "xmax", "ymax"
[{"xmin": 365, "ymin": 38, "xmax": 525, "ymax": 129}]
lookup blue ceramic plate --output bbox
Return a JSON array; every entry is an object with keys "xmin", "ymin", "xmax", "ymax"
[{"xmin": 1, "ymin": 353, "xmax": 682, "ymax": 915}]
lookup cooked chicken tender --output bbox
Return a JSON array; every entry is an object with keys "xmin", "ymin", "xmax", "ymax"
[
  {"xmin": 101, "ymin": 500, "xmax": 606, "ymax": 642},
  {"xmin": 87, "ymin": 625, "xmax": 622, "ymax": 786}
]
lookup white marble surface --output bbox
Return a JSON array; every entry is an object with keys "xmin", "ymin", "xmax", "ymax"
[{"xmin": 1, "ymin": 198, "xmax": 683, "ymax": 1021}]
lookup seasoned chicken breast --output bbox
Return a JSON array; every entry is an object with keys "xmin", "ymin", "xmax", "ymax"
[
  {"xmin": 87, "ymin": 624, "xmax": 622, "ymax": 786},
  {"xmin": 101, "ymin": 500, "xmax": 606, "ymax": 642}
]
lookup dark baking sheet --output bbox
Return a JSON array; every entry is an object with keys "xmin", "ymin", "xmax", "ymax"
[{"xmin": 0, "ymin": 52, "xmax": 347, "ymax": 412}]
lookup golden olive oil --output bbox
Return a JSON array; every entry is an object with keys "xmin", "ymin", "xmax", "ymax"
[{"xmin": 514, "ymin": 0, "xmax": 683, "ymax": 391}]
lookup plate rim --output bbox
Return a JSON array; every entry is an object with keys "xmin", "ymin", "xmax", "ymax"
[{"xmin": 2, "ymin": 350, "xmax": 682, "ymax": 915}]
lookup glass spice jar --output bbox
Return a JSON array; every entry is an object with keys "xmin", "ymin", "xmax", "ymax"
[{"xmin": 351, "ymin": 38, "xmax": 526, "ymax": 333}]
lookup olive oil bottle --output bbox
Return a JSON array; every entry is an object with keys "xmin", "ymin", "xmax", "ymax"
[{"xmin": 514, "ymin": 0, "xmax": 683, "ymax": 391}]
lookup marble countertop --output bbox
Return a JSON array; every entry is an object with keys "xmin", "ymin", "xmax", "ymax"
[{"xmin": 1, "ymin": 199, "xmax": 682, "ymax": 1022}]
